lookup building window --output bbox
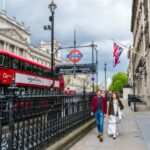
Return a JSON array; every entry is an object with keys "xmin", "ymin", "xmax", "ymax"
[
  {"xmin": 9, "ymin": 45, "xmax": 14, "ymax": 53},
  {"xmin": 19, "ymin": 49, "xmax": 23, "ymax": 56},
  {"xmin": 0, "ymin": 54, "xmax": 5, "ymax": 66},
  {"xmin": 0, "ymin": 41, "xmax": 4, "ymax": 49}
]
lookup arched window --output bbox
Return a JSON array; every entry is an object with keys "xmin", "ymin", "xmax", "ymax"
[{"xmin": 9, "ymin": 45, "xmax": 14, "ymax": 53}]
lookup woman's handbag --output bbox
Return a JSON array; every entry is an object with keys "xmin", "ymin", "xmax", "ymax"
[
  {"xmin": 108, "ymin": 115, "xmax": 117, "ymax": 135},
  {"xmin": 117, "ymin": 107, "xmax": 125, "ymax": 121}
]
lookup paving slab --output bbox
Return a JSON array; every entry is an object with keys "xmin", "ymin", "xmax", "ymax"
[{"xmin": 135, "ymin": 104, "xmax": 150, "ymax": 150}]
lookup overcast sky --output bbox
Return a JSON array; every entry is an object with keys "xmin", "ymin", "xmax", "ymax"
[{"xmin": 0, "ymin": 0, "xmax": 133, "ymax": 88}]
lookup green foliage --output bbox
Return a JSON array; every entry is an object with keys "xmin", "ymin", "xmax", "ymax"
[
  {"xmin": 108, "ymin": 72, "xmax": 128, "ymax": 93},
  {"xmin": 94, "ymin": 85, "xmax": 100, "ymax": 91}
]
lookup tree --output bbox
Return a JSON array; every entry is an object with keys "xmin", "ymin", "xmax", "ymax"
[
  {"xmin": 94, "ymin": 85, "xmax": 100, "ymax": 91},
  {"xmin": 108, "ymin": 72, "xmax": 128, "ymax": 93}
]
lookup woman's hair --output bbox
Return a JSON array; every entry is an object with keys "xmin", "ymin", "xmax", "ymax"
[
  {"xmin": 96, "ymin": 89, "xmax": 102, "ymax": 93},
  {"xmin": 111, "ymin": 92, "xmax": 120, "ymax": 100}
]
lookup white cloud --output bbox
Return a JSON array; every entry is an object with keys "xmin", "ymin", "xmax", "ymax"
[{"xmin": 107, "ymin": 78, "xmax": 112, "ymax": 89}]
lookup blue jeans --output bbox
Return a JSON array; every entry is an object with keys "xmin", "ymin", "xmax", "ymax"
[{"xmin": 95, "ymin": 110, "xmax": 104, "ymax": 134}]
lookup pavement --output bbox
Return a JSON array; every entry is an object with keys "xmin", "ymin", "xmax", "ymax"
[
  {"xmin": 134, "ymin": 103, "xmax": 150, "ymax": 150},
  {"xmin": 69, "ymin": 100, "xmax": 150, "ymax": 150}
]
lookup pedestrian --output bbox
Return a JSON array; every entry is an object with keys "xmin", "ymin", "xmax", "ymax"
[
  {"xmin": 91, "ymin": 90, "xmax": 107, "ymax": 142},
  {"xmin": 108, "ymin": 92, "xmax": 124, "ymax": 139},
  {"xmin": 64, "ymin": 87, "xmax": 70, "ymax": 94}
]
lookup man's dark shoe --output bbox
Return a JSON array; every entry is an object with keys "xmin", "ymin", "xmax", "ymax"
[
  {"xmin": 99, "ymin": 135, "xmax": 103, "ymax": 142},
  {"xmin": 97, "ymin": 134, "xmax": 100, "ymax": 138}
]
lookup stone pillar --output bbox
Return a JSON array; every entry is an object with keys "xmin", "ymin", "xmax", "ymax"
[{"xmin": 6, "ymin": 43, "xmax": 10, "ymax": 51}]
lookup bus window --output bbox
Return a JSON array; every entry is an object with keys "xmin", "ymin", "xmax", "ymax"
[
  {"xmin": 0, "ymin": 54, "xmax": 4, "ymax": 66},
  {"xmin": 26, "ymin": 63, "xmax": 32, "ymax": 73},
  {"xmin": 33, "ymin": 65, "xmax": 39, "ymax": 75},
  {"xmin": 43, "ymin": 70, "xmax": 49, "ymax": 77},
  {"xmin": 3, "ymin": 56, "xmax": 11, "ymax": 68},
  {"xmin": 12, "ymin": 59, "xmax": 21, "ymax": 70},
  {"xmin": 37, "ymin": 67, "xmax": 42, "ymax": 75},
  {"xmin": 41, "ymin": 68, "xmax": 44, "ymax": 76},
  {"xmin": 22, "ymin": 62, "xmax": 26, "ymax": 71},
  {"xmin": 48, "ymin": 71, "xmax": 52, "ymax": 77},
  {"xmin": 54, "ymin": 73, "xmax": 59, "ymax": 79}
]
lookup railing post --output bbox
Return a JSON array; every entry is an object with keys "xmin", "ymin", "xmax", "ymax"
[
  {"xmin": 83, "ymin": 89, "xmax": 86, "ymax": 123},
  {"xmin": 7, "ymin": 81, "xmax": 18, "ymax": 150},
  {"xmin": 0, "ymin": 95, "xmax": 3, "ymax": 149}
]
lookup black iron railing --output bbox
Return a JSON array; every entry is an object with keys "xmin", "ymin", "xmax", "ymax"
[{"xmin": 0, "ymin": 87, "xmax": 94, "ymax": 150}]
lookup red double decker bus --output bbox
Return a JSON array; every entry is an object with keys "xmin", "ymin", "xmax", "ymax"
[{"xmin": 0, "ymin": 49, "xmax": 64, "ymax": 94}]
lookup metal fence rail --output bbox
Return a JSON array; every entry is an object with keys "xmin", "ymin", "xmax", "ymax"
[{"xmin": 0, "ymin": 87, "xmax": 94, "ymax": 150}]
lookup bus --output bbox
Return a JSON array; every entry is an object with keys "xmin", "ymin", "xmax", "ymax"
[{"xmin": 0, "ymin": 49, "xmax": 64, "ymax": 94}]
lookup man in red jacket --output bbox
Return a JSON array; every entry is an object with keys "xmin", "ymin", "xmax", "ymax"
[{"xmin": 91, "ymin": 90, "xmax": 107, "ymax": 142}]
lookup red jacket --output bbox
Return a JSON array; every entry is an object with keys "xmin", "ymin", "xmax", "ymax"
[{"xmin": 91, "ymin": 96, "xmax": 107, "ymax": 114}]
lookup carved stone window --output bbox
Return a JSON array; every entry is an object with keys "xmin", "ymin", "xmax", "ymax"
[
  {"xmin": 0, "ymin": 40, "xmax": 4, "ymax": 49},
  {"xmin": 9, "ymin": 44, "xmax": 14, "ymax": 53},
  {"xmin": 19, "ymin": 49, "xmax": 23, "ymax": 57}
]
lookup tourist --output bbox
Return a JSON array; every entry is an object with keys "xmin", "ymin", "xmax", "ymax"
[
  {"xmin": 91, "ymin": 90, "xmax": 107, "ymax": 142},
  {"xmin": 108, "ymin": 92, "xmax": 124, "ymax": 139}
]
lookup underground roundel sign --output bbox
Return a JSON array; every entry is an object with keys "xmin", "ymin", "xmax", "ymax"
[{"xmin": 67, "ymin": 49, "xmax": 83, "ymax": 63}]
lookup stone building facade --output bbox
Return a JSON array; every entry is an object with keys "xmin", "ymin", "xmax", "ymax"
[
  {"xmin": 128, "ymin": 0, "xmax": 150, "ymax": 106},
  {"xmin": 0, "ymin": 11, "xmax": 61, "ymax": 67},
  {"xmin": 64, "ymin": 74, "xmax": 92, "ymax": 93}
]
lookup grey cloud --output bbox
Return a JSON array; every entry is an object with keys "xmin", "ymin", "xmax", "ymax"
[{"xmin": 2, "ymin": 0, "xmax": 132, "ymax": 84}]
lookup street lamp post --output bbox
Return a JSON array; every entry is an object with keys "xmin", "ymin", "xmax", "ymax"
[
  {"xmin": 132, "ymin": 58, "xmax": 136, "ymax": 112},
  {"xmin": 48, "ymin": 0, "xmax": 57, "ymax": 77},
  {"xmin": 104, "ymin": 62, "xmax": 107, "ymax": 91},
  {"xmin": 92, "ymin": 41, "xmax": 94, "ymax": 92},
  {"xmin": 95, "ymin": 49, "xmax": 98, "ymax": 87}
]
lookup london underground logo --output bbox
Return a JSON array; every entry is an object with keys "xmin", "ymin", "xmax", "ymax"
[{"xmin": 67, "ymin": 49, "xmax": 83, "ymax": 63}]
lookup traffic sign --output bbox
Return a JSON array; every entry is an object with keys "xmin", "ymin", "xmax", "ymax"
[
  {"xmin": 55, "ymin": 63, "xmax": 96, "ymax": 74},
  {"xmin": 67, "ymin": 49, "xmax": 83, "ymax": 63},
  {"xmin": 90, "ymin": 74, "xmax": 96, "ymax": 83}
]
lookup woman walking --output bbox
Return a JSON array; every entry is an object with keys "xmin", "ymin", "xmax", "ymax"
[
  {"xmin": 91, "ymin": 90, "xmax": 107, "ymax": 142},
  {"xmin": 108, "ymin": 92, "xmax": 124, "ymax": 139}
]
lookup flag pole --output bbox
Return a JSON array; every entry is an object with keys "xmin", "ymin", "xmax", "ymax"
[{"xmin": 111, "ymin": 39, "xmax": 129, "ymax": 49}]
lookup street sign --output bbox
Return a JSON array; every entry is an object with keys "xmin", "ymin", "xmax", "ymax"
[
  {"xmin": 90, "ymin": 74, "xmax": 96, "ymax": 83},
  {"xmin": 67, "ymin": 49, "xmax": 83, "ymax": 63},
  {"xmin": 55, "ymin": 63, "xmax": 96, "ymax": 74}
]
